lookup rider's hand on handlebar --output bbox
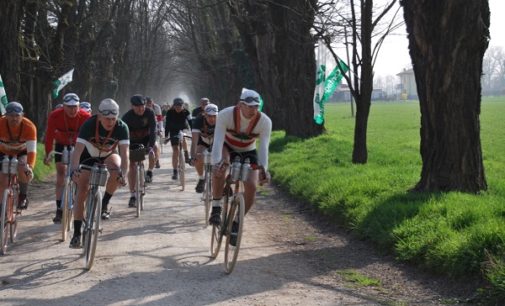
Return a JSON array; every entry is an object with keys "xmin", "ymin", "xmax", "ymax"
[
  {"xmin": 43, "ymin": 154, "xmax": 51, "ymax": 166},
  {"xmin": 258, "ymin": 167, "xmax": 271, "ymax": 186},
  {"xmin": 24, "ymin": 165, "xmax": 34, "ymax": 180}
]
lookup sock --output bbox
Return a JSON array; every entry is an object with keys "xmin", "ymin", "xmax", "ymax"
[
  {"xmin": 102, "ymin": 192, "xmax": 112, "ymax": 211},
  {"xmin": 131, "ymin": 192, "xmax": 136, "ymax": 198},
  {"xmin": 198, "ymin": 175, "xmax": 205, "ymax": 180},
  {"xmin": 212, "ymin": 198, "xmax": 222, "ymax": 208},
  {"xmin": 74, "ymin": 220, "xmax": 83, "ymax": 235},
  {"xmin": 19, "ymin": 183, "xmax": 28, "ymax": 195},
  {"xmin": 56, "ymin": 200, "xmax": 62, "ymax": 210}
]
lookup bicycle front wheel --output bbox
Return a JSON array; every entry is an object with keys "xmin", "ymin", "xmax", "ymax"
[
  {"xmin": 140, "ymin": 163, "xmax": 145, "ymax": 211},
  {"xmin": 136, "ymin": 163, "xmax": 141, "ymax": 218},
  {"xmin": 1, "ymin": 190, "xmax": 9, "ymax": 255},
  {"xmin": 224, "ymin": 193, "xmax": 245, "ymax": 274},
  {"xmin": 84, "ymin": 190, "xmax": 102, "ymax": 270},
  {"xmin": 203, "ymin": 169, "xmax": 212, "ymax": 226},
  {"xmin": 178, "ymin": 148, "xmax": 185, "ymax": 190},
  {"xmin": 61, "ymin": 179, "xmax": 74, "ymax": 242}
]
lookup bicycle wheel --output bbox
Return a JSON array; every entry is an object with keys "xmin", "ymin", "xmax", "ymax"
[
  {"xmin": 224, "ymin": 193, "xmax": 245, "ymax": 274},
  {"xmin": 178, "ymin": 147, "xmax": 185, "ymax": 190},
  {"xmin": 84, "ymin": 190, "xmax": 102, "ymax": 270},
  {"xmin": 140, "ymin": 163, "xmax": 145, "ymax": 211},
  {"xmin": 61, "ymin": 179, "xmax": 74, "ymax": 242},
  {"xmin": 136, "ymin": 162, "xmax": 141, "ymax": 218},
  {"xmin": 203, "ymin": 168, "xmax": 212, "ymax": 226},
  {"xmin": 210, "ymin": 190, "xmax": 229, "ymax": 258},
  {"xmin": 1, "ymin": 190, "xmax": 9, "ymax": 255}
]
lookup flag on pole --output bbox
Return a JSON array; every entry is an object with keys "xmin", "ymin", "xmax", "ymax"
[
  {"xmin": 52, "ymin": 68, "xmax": 74, "ymax": 99},
  {"xmin": 313, "ymin": 40, "xmax": 348, "ymax": 125},
  {"xmin": 0, "ymin": 74, "xmax": 8, "ymax": 115}
]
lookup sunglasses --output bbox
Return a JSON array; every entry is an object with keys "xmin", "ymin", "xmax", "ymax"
[
  {"xmin": 99, "ymin": 109, "xmax": 118, "ymax": 116},
  {"xmin": 6, "ymin": 105, "xmax": 23, "ymax": 114},
  {"xmin": 242, "ymin": 96, "xmax": 259, "ymax": 103}
]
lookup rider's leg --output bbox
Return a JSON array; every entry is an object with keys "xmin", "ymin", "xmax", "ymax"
[
  {"xmin": 172, "ymin": 143, "xmax": 179, "ymax": 179},
  {"xmin": 127, "ymin": 159, "xmax": 137, "ymax": 204},
  {"xmin": 71, "ymin": 170, "xmax": 91, "ymax": 245},
  {"xmin": 209, "ymin": 146, "xmax": 230, "ymax": 224},
  {"xmin": 242, "ymin": 170, "xmax": 259, "ymax": 215},
  {"xmin": 16, "ymin": 155, "xmax": 32, "ymax": 209},
  {"xmin": 102, "ymin": 154, "xmax": 121, "ymax": 213}
]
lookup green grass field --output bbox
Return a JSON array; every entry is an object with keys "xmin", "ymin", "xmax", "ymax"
[
  {"xmin": 269, "ymin": 97, "xmax": 505, "ymax": 300},
  {"xmin": 33, "ymin": 143, "xmax": 54, "ymax": 181}
]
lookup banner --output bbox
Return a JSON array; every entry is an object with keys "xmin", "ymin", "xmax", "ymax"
[
  {"xmin": 0, "ymin": 74, "xmax": 8, "ymax": 115},
  {"xmin": 313, "ymin": 40, "xmax": 349, "ymax": 125},
  {"xmin": 52, "ymin": 68, "xmax": 74, "ymax": 99}
]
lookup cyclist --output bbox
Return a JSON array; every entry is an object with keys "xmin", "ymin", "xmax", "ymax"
[
  {"xmin": 191, "ymin": 97, "xmax": 209, "ymax": 124},
  {"xmin": 209, "ymin": 89, "xmax": 272, "ymax": 245},
  {"xmin": 0, "ymin": 102, "xmax": 37, "ymax": 210},
  {"xmin": 69, "ymin": 98, "xmax": 129, "ymax": 248},
  {"xmin": 122, "ymin": 95, "xmax": 156, "ymax": 208},
  {"xmin": 164, "ymin": 97, "xmax": 191, "ymax": 180},
  {"xmin": 44, "ymin": 93, "xmax": 91, "ymax": 223},
  {"xmin": 190, "ymin": 103, "xmax": 218, "ymax": 193},
  {"xmin": 80, "ymin": 101, "xmax": 92, "ymax": 114},
  {"xmin": 145, "ymin": 97, "xmax": 163, "ymax": 169}
]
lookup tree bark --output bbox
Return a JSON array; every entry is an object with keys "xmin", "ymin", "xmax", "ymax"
[{"xmin": 401, "ymin": 0, "xmax": 488, "ymax": 193}]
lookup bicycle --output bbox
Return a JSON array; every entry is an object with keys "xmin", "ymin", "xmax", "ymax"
[
  {"xmin": 49, "ymin": 146, "xmax": 75, "ymax": 242},
  {"xmin": 0, "ymin": 155, "xmax": 21, "ymax": 255},
  {"xmin": 210, "ymin": 156, "xmax": 251, "ymax": 274},
  {"xmin": 77, "ymin": 161, "xmax": 109, "ymax": 270},
  {"xmin": 177, "ymin": 130, "xmax": 191, "ymax": 191},
  {"xmin": 129, "ymin": 144, "xmax": 146, "ymax": 218},
  {"xmin": 201, "ymin": 148, "xmax": 212, "ymax": 226}
]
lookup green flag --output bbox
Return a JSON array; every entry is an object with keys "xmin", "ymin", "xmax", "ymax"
[
  {"xmin": 0, "ymin": 74, "xmax": 8, "ymax": 115},
  {"xmin": 52, "ymin": 68, "xmax": 74, "ymax": 99},
  {"xmin": 313, "ymin": 40, "xmax": 349, "ymax": 125}
]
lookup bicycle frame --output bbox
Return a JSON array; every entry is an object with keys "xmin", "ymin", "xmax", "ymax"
[{"xmin": 1, "ymin": 156, "xmax": 21, "ymax": 255}]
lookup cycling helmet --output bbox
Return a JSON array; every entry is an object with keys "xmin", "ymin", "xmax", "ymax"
[
  {"xmin": 130, "ymin": 94, "xmax": 145, "ymax": 106},
  {"xmin": 204, "ymin": 103, "xmax": 218, "ymax": 116},
  {"xmin": 173, "ymin": 97, "xmax": 183, "ymax": 106},
  {"xmin": 80, "ymin": 101, "xmax": 92, "ymax": 113}
]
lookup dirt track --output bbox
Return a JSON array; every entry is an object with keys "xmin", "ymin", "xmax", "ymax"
[{"xmin": 0, "ymin": 150, "xmax": 475, "ymax": 305}]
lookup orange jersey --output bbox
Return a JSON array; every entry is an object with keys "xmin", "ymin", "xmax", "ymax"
[{"xmin": 0, "ymin": 116, "xmax": 38, "ymax": 168}]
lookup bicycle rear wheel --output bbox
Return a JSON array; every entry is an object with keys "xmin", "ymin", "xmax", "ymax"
[
  {"xmin": 210, "ymin": 191, "xmax": 229, "ymax": 258},
  {"xmin": 178, "ymin": 147, "xmax": 185, "ymax": 190},
  {"xmin": 61, "ymin": 179, "xmax": 74, "ymax": 242},
  {"xmin": 224, "ymin": 193, "xmax": 245, "ymax": 274},
  {"xmin": 1, "ymin": 190, "xmax": 9, "ymax": 255},
  {"xmin": 84, "ymin": 190, "xmax": 102, "ymax": 270}
]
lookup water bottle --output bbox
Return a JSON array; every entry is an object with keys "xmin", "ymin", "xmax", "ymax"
[
  {"xmin": 240, "ymin": 158, "xmax": 251, "ymax": 181},
  {"xmin": 10, "ymin": 156, "xmax": 18, "ymax": 175},
  {"xmin": 62, "ymin": 146, "xmax": 69, "ymax": 164},
  {"xmin": 2, "ymin": 156, "xmax": 10, "ymax": 174},
  {"xmin": 203, "ymin": 150, "xmax": 211, "ymax": 165},
  {"xmin": 231, "ymin": 156, "xmax": 241, "ymax": 181}
]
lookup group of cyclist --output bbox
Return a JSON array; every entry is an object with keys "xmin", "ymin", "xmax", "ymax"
[{"xmin": 1, "ymin": 88, "xmax": 272, "ymax": 251}]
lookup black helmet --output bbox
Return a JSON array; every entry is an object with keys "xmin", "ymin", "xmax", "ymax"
[
  {"xmin": 173, "ymin": 97, "xmax": 183, "ymax": 106},
  {"xmin": 130, "ymin": 94, "xmax": 145, "ymax": 106}
]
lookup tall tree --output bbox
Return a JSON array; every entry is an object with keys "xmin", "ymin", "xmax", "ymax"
[
  {"xmin": 401, "ymin": 0, "xmax": 488, "ymax": 193},
  {"xmin": 229, "ymin": 0, "xmax": 323, "ymax": 137}
]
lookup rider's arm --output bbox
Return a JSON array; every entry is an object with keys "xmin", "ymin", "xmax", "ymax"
[
  {"xmin": 24, "ymin": 119, "xmax": 38, "ymax": 169},
  {"xmin": 211, "ymin": 113, "xmax": 226, "ymax": 165},
  {"xmin": 164, "ymin": 112, "xmax": 170, "ymax": 138},
  {"xmin": 257, "ymin": 116, "xmax": 272, "ymax": 171},
  {"xmin": 44, "ymin": 111, "xmax": 57, "ymax": 156},
  {"xmin": 118, "ymin": 143, "xmax": 129, "ymax": 176},
  {"xmin": 148, "ymin": 110, "xmax": 157, "ymax": 148},
  {"xmin": 190, "ymin": 130, "xmax": 200, "ymax": 158},
  {"xmin": 71, "ymin": 141, "xmax": 85, "ymax": 172}
]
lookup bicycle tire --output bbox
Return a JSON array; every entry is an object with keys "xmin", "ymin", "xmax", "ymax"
[
  {"xmin": 136, "ymin": 162, "xmax": 141, "ymax": 218},
  {"xmin": 140, "ymin": 163, "xmax": 145, "ymax": 211},
  {"xmin": 84, "ymin": 190, "xmax": 102, "ymax": 270},
  {"xmin": 203, "ymin": 167, "xmax": 212, "ymax": 226},
  {"xmin": 11, "ymin": 185, "xmax": 19, "ymax": 243},
  {"xmin": 178, "ymin": 147, "xmax": 185, "ymax": 190},
  {"xmin": 1, "ymin": 189, "xmax": 9, "ymax": 255},
  {"xmin": 224, "ymin": 193, "xmax": 245, "ymax": 274},
  {"xmin": 61, "ymin": 179, "xmax": 74, "ymax": 242},
  {"xmin": 210, "ymin": 191, "xmax": 229, "ymax": 258}
]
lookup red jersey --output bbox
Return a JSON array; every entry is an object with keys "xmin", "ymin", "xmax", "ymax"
[{"xmin": 45, "ymin": 108, "xmax": 91, "ymax": 154}]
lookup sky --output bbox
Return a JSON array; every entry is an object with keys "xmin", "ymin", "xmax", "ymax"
[{"xmin": 369, "ymin": 0, "xmax": 505, "ymax": 77}]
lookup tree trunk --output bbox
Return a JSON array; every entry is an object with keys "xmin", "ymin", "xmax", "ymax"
[
  {"xmin": 401, "ymin": 0, "xmax": 488, "ymax": 193},
  {"xmin": 230, "ymin": 0, "xmax": 323, "ymax": 138}
]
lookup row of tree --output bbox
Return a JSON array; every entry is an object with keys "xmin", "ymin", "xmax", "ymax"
[{"xmin": 0, "ymin": 0, "xmax": 490, "ymax": 193}]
